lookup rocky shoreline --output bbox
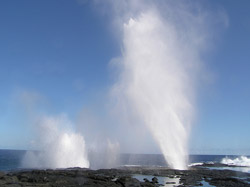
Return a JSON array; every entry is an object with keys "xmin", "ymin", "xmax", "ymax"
[{"xmin": 1, "ymin": 166, "xmax": 250, "ymax": 187}]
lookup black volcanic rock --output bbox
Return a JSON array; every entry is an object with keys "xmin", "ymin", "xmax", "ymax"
[
  {"xmin": 151, "ymin": 176, "xmax": 158, "ymax": 183},
  {"xmin": 0, "ymin": 167, "xmax": 250, "ymax": 186},
  {"xmin": 0, "ymin": 172, "xmax": 5, "ymax": 179}
]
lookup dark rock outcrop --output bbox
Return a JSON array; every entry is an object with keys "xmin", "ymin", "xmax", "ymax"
[{"xmin": 0, "ymin": 166, "xmax": 249, "ymax": 186}]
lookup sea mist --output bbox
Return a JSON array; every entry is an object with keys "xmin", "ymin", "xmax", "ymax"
[{"xmin": 22, "ymin": 114, "xmax": 89, "ymax": 169}]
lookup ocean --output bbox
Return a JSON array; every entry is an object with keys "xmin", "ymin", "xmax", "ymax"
[
  {"xmin": 0, "ymin": 149, "xmax": 26, "ymax": 171},
  {"xmin": 0, "ymin": 149, "xmax": 250, "ymax": 172},
  {"xmin": 119, "ymin": 154, "xmax": 234, "ymax": 166}
]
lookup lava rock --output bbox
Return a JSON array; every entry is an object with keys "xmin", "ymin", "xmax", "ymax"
[
  {"xmin": 151, "ymin": 177, "xmax": 158, "ymax": 184},
  {"xmin": 0, "ymin": 166, "xmax": 250, "ymax": 186}
]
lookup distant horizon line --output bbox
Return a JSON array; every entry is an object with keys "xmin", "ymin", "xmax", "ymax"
[{"xmin": 0, "ymin": 148, "xmax": 249, "ymax": 156}]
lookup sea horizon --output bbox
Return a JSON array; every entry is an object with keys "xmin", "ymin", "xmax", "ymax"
[{"xmin": 1, "ymin": 149, "xmax": 250, "ymax": 172}]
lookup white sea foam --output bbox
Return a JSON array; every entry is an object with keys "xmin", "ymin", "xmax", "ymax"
[
  {"xmin": 22, "ymin": 114, "xmax": 89, "ymax": 169},
  {"xmin": 188, "ymin": 162, "xmax": 203, "ymax": 167},
  {"xmin": 122, "ymin": 165, "xmax": 143, "ymax": 167},
  {"xmin": 221, "ymin": 156, "xmax": 250, "ymax": 167},
  {"xmin": 206, "ymin": 161, "xmax": 215, "ymax": 165}
]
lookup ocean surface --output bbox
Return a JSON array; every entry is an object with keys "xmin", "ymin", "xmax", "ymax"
[
  {"xmin": 0, "ymin": 150, "xmax": 26, "ymax": 171},
  {"xmin": 1, "ymin": 149, "xmax": 250, "ymax": 173}
]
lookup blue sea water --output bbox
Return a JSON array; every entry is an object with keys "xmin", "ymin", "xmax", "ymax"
[
  {"xmin": 0, "ymin": 149, "xmax": 26, "ymax": 171},
  {"xmin": 119, "ymin": 154, "xmax": 237, "ymax": 166},
  {"xmin": 0, "ymin": 149, "xmax": 249, "ymax": 172}
]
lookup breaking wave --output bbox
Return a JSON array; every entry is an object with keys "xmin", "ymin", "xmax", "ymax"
[{"xmin": 221, "ymin": 156, "xmax": 250, "ymax": 167}]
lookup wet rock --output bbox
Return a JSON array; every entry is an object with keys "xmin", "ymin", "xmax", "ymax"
[
  {"xmin": 0, "ymin": 166, "xmax": 250, "ymax": 186},
  {"xmin": 165, "ymin": 181, "xmax": 175, "ymax": 184},
  {"xmin": 151, "ymin": 177, "xmax": 158, "ymax": 183},
  {"xmin": 16, "ymin": 173, "xmax": 29, "ymax": 182},
  {"xmin": 117, "ymin": 176, "xmax": 141, "ymax": 187},
  {"xmin": 0, "ymin": 179, "xmax": 6, "ymax": 186},
  {"xmin": 209, "ymin": 177, "xmax": 250, "ymax": 187},
  {"xmin": 5, "ymin": 176, "xmax": 19, "ymax": 184},
  {"xmin": 140, "ymin": 182, "xmax": 155, "ymax": 187},
  {"xmin": 0, "ymin": 172, "xmax": 5, "ymax": 178},
  {"xmin": 3, "ymin": 184, "xmax": 21, "ymax": 187}
]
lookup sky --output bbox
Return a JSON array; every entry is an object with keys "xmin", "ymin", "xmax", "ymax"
[{"xmin": 0, "ymin": 0, "xmax": 250, "ymax": 155}]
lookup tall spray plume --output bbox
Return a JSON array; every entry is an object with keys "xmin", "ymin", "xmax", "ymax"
[{"xmin": 111, "ymin": 1, "xmax": 213, "ymax": 170}]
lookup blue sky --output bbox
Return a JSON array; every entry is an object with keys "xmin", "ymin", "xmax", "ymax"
[
  {"xmin": 0, "ymin": 0, "xmax": 250, "ymax": 155},
  {"xmin": 192, "ymin": 0, "xmax": 250, "ymax": 154}
]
